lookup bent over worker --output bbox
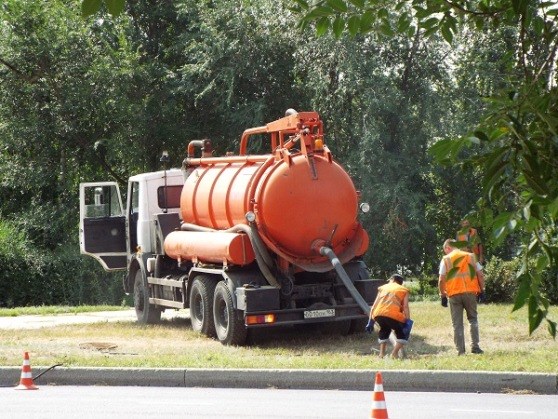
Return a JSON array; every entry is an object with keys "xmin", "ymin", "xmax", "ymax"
[
  {"xmin": 367, "ymin": 274, "xmax": 410, "ymax": 358},
  {"xmin": 438, "ymin": 239, "xmax": 485, "ymax": 355}
]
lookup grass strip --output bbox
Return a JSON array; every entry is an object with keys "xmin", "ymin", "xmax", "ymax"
[{"xmin": 0, "ymin": 302, "xmax": 556, "ymax": 372}]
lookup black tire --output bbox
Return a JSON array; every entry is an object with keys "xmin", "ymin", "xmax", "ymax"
[
  {"xmin": 133, "ymin": 269, "xmax": 161, "ymax": 324},
  {"xmin": 213, "ymin": 281, "xmax": 247, "ymax": 346},
  {"xmin": 189, "ymin": 275, "xmax": 218, "ymax": 337}
]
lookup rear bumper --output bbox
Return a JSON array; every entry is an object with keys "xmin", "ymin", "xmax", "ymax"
[{"xmin": 244, "ymin": 304, "xmax": 366, "ymax": 328}]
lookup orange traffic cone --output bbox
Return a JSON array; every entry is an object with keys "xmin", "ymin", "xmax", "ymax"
[
  {"xmin": 370, "ymin": 371, "xmax": 388, "ymax": 418},
  {"xmin": 14, "ymin": 352, "xmax": 38, "ymax": 390}
]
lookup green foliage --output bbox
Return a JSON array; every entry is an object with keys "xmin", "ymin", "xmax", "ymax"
[
  {"xmin": 296, "ymin": 0, "xmax": 558, "ymax": 336},
  {"xmin": 43, "ymin": 246, "xmax": 126, "ymax": 306},
  {"xmin": 0, "ymin": 0, "xmax": 148, "ymax": 306},
  {"xmin": 483, "ymin": 256, "xmax": 520, "ymax": 303},
  {"xmin": 408, "ymin": 274, "xmax": 439, "ymax": 302},
  {"xmin": 431, "ymin": 82, "xmax": 558, "ymax": 336},
  {"xmin": 287, "ymin": 25, "xmax": 461, "ymax": 275},
  {"xmin": 174, "ymin": 0, "xmax": 311, "ymax": 152},
  {"xmin": 0, "ymin": 219, "xmax": 123, "ymax": 307},
  {"xmin": 82, "ymin": 0, "xmax": 125, "ymax": 17},
  {"xmin": 0, "ymin": 220, "xmax": 45, "ymax": 307}
]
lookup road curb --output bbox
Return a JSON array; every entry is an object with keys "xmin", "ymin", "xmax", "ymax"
[{"xmin": 1, "ymin": 367, "xmax": 556, "ymax": 394}]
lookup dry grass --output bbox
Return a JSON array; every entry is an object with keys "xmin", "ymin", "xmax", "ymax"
[{"xmin": 0, "ymin": 302, "xmax": 556, "ymax": 372}]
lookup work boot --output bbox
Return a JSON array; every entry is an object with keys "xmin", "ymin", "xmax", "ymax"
[{"xmin": 471, "ymin": 347, "xmax": 484, "ymax": 354}]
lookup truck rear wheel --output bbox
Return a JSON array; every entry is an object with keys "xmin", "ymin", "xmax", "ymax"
[
  {"xmin": 133, "ymin": 269, "xmax": 161, "ymax": 324},
  {"xmin": 213, "ymin": 281, "xmax": 247, "ymax": 346},
  {"xmin": 189, "ymin": 275, "xmax": 218, "ymax": 337}
]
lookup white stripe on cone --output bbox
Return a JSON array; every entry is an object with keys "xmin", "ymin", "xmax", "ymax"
[{"xmin": 372, "ymin": 401, "xmax": 387, "ymax": 409}]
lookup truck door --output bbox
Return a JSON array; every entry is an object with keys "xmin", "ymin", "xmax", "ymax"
[{"xmin": 79, "ymin": 182, "xmax": 127, "ymax": 271}]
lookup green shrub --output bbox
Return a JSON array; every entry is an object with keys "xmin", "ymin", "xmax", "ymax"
[
  {"xmin": 483, "ymin": 257, "xmax": 558, "ymax": 304},
  {"xmin": 44, "ymin": 246, "xmax": 127, "ymax": 306},
  {"xmin": 483, "ymin": 256, "xmax": 520, "ymax": 303},
  {"xmin": 0, "ymin": 219, "xmax": 126, "ymax": 307},
  {"xmin": 407, "ymin": 273, "xmax": 439, "ymax": 302},
  {"xmin": 0, "ymin": 219, "xmax": 46, "ymax": 307}
]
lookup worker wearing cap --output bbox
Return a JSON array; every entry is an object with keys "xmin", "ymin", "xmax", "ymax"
[
  {"xmin": 366, "ymin": 274, "xmax": 410, "ymax": 358},
  {"xmin": 439, "ymin": 239, "xmax": 485, "ymax": 355}
]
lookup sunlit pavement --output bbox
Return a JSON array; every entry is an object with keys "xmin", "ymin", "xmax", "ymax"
[{"xmin": 0, "ymin": 309, "xmax": 187, "ymax": 330}]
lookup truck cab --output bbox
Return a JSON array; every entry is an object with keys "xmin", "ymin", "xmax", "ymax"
[
  {"xmin": 80, "ymin": 169, "xmax": 185, "ymax": 320},
  {"xmin": 80, "ymin": 169, "xmax": 184, "ymax": 268}
]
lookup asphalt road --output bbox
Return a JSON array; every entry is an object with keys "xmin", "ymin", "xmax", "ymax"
[{"xmin": 2, "ymin": 386, "xmax": 558, "ymax": 419}]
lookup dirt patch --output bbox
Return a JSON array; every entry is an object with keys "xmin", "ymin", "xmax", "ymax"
[{"xmin": 79, "ymin": 342, "xmax": 118, "ymax": 352}]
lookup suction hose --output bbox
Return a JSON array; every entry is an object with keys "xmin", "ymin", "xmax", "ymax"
[{"xmin": 318, "ymin": 246, "xmax": 371, "ymax": 315}]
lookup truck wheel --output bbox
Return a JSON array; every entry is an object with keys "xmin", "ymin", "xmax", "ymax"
[
  {"xmin": 213, "ymin": 281, "xmax": 247, "ymax": 346},
  {"xmin": 189, "ymin": 276, "xmax": 217, "ymax": 337},
  {"xmin": 133, "ymin": 269, "xmax": 161, "ymax": 324}
]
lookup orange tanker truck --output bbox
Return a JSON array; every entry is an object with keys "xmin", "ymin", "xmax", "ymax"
[{"xmin": 79, "ymin": 110, "xmax": 377, "ymax": 345}]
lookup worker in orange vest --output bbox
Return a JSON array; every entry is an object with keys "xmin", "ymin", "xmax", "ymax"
[
  {"xmin": 366, "ymin": 274, "xmax": 410, "ymax": 358},
  {"xmin": 456, "ymin": 219, "xmax": 485, "ymax": 264},
  {"xmin": 438, "ymin": 239, "xmax": 485, "ymax": 355}
]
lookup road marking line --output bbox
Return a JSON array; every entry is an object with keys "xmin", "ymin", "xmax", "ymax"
[{"xmin": 451, "ymin": 409, "xmax": 534, "ymax": 415}]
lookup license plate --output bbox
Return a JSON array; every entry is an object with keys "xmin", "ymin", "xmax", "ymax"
[{"xmin": 304, "ymin": 308, "xmax": 335, "ymax": 319}]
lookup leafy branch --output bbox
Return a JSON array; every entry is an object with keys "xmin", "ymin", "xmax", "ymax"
[{"xmin": 295, "ymin": 0, "xmax": 558, "ymax": 337}]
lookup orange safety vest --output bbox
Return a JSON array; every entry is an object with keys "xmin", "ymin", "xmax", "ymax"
[
  {"xmin": 456, "ymin": 227, "xmax": 481, "ymax": 257},
  {"xmin": 371, "ymin": 282, "xmax": 409, "ymax": 323},
  {"xmin": 442, "ymin": 249, "xmax": 481, "ymax": 297}
]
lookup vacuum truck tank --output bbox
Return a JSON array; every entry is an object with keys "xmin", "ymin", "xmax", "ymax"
[{"xmin": 80, "ymin": 110, "xmax": 378, "ymax": 345}]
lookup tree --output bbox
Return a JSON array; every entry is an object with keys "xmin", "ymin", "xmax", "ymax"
[
  {"xmin": 0, "ymin": 0, "xmax": 143, "ymax": 305},
  {"xmin": 81, "ymin": 0, "xmax": 126, "ymax": 17},
  {"xmin": 172, "ymin": 0, "xmax": 312, "ymax": 154},
  {"xmin": 296, "ymin": 0, "xmax": 558, "ymax": 336},
  {"xmin": 287, "ymin": 28, "xmax": 466, "ymax": 275}
]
